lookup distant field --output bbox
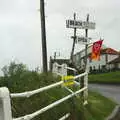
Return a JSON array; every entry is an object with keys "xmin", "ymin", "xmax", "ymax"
[{"xmin": 89, "ymin": 71, "xmax": 120, "ymax": 84}]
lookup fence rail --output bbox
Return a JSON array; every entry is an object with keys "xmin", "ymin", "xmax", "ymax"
[
  {"xmin": 13, "ymin": 87, "xmax": 87, "ymax": 120},
  {"xmin": 0, "ymin": 63, "xmax": 88, "ymax": 120},
  {"xmin": 59, "ymin": 113, "xmax": 70, "ymax": 120},
  {"xmin": 11, "ymin": 81, "xmax": 63, "ymax": 98}
]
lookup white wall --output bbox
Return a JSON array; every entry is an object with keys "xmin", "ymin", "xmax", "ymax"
[
  {"xmin": 108, "ymin": 54, "xmax": 119, "ymax": 62},
  {"xmin": 73, "ymin": 45, "xmax": 119, "ymax": 70},
  {"xmin": 89, "ymin": 55, "xmax": 106, "ymax": 69}
]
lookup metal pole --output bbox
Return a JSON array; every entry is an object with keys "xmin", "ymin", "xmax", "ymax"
[
  {"xmin": 40, "ymin": 0, "xmax": 48, "ymax": 72},
  {"xmin": 70, "ymin": 13, "xmax": 76, "ymax": 63}
]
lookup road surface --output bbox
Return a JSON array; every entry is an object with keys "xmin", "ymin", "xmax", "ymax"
[{"xmin": 89, "ymin": 84, "xmax": 120, "ymax": 104}]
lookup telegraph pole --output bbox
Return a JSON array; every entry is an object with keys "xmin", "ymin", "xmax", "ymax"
[
  {"xmin": 40, "ymin": 0, "xmax": 48, "ymax": 72},
  {"xmin": 70, "ymin": 13, "xmax": 76, "ymax": 63}
]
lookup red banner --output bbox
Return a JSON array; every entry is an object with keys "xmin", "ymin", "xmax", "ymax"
[{"xmin": 91, "ymin": 40, "xmax": 103, "ymax": 60}]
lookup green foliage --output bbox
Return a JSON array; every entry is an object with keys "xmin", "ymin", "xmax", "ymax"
[
  {"xmin": 2, "ymin": 61, "xmax": 27, "ymax": 77},
  {"xmin": 89, "ymin": 71, "xmax": 120, "ymax": 83},
  {"xmin": 0, "ymin": 62, "xmax": 116, "ymax": 120}
]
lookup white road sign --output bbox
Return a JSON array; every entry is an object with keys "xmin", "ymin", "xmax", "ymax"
[
  {"xmin": 75, "ymin": 36, "xmax": 91, "ymax": 44},
  {"xmin": 66, "ymin": 20, "xmax": 95, "ymax": 29}
]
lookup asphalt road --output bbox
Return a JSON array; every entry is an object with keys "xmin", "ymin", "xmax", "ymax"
[{"xmin": 89, "ymin": 84, "xmax": 120, "ymax": 104}]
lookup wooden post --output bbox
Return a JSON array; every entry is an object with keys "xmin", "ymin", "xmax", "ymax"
[
  {"xmin": 84, "ymin": 14, "xmax": 89, "ymax": 105},
  {"xmin": 70, "ymin": 13, "xmax": 77, "ymax": 63},
  {"xmin": 40, "ymin": 0, "xmax": 48, "ymax": 73}
]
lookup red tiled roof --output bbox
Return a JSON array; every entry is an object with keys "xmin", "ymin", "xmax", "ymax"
[{"xmin": 101, "ymin": 48, "xmax": 119, "ymax": 54}]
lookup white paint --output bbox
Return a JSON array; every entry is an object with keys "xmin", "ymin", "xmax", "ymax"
[
  {"xmin": 66, "ymin": 20, "xmax": 95, "ymax": 29},
  {"xmin": 59, "ymin": 113, "xmax": 70, "ymax": 120},
  {"xmin": 11, "ymin": 81, "xmax": 63, "ymax": 98},
  {"xmin": 108, "ymin": 54, "xmax": 119, "ymax": 62},
  {"xmin": 52, "ymin": 62, "xmax": 67, "ymax": 76},
  {"xmin": 13, "ymin": 87, "xmax": 87, "ymax": 120},
  {"xmin": 74, "ymin": 45, "xmax": 119, "ymax": 70},
  {"xmin": 0, "ymin": 87, "xmax": 12, "ymax": 120},
  {"xmin": 89, "ymin": 55, "xmax": 106, "ymax": 69},
  {"xmin": 75, "ymin": 36, "xmax": 91, "ymax": 44}
]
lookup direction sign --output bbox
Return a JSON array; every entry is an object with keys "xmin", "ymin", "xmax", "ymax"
[
  {"xmin": 75, "ymin": 36, "xmax": 91, "ymax": 44},
  {"xmin": 66, "ymin": 20, "xmax": 95, "ymax": 29}
]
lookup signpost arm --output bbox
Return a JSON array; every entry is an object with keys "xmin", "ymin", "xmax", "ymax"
[{"xmin": 70, "ymin": 13, "xmax": 76, "ymax": 63}]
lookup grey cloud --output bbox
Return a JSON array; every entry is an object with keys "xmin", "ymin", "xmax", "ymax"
[{"xmin": 0, "ymin": 0, "xmax": 120, "ymax": 72}]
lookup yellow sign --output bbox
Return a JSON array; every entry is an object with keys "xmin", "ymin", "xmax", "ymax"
[{"xmin": 62, "ymin": 76, "xmax": 74, "ymax": 86}]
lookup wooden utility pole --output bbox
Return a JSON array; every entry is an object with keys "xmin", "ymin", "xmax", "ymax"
[
  {"xmin": 40, "ymin": 0, "xmax": 48, "ymax": 72},
  {"xmin": 85, "ymin": 14, "xmax": 89, "ymax": 70},
  {"xmin": 70, "ymin": 13, "xmax": 76, "ymax": 63}
]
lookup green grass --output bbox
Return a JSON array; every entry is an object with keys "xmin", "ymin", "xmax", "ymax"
[
  {"xmin": 89, "ymin": 71, "xmax": 120, "ymax": 84},
  {"xmin": 85, "ymin": 91, "xmax": 116, "ymax": 120}
]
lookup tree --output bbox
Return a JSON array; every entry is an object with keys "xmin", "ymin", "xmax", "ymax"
[{"xmin": 2, "ymin": 61, "xmax": 27, "ymax": 77}]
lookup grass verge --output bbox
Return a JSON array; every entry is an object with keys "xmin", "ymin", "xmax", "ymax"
[
  {"xmin": 89, "ymin": 71, "xmax": 120, "ymax": 84},
  {"xmin": 85, "ymin": 91, "xmax": 116, "ymax": 120}
]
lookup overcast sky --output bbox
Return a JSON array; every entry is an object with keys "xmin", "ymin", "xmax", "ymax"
[{"xmin": 0, "ymin": 0, "xmax": 120, "ymax": 71}]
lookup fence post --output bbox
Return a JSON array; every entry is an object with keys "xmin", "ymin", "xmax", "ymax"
[
  {"xmin": 0, "ymin": 87, "xmax": 12, "ymax": 120},
  {"xmin": 62, "ymin": 64, "xmax": 67, "ymax": 76},
  {"xmin": 84, "ymin": 73, "xmax": 88, "ymax": 105},
  {"xmin": 52, "ymin": 62, "xmax": 58, "ymax": 77}
]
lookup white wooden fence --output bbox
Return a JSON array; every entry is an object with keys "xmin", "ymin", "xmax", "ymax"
[{"xmin": 0, "ymin": 63, "xmax": 88, "ymax": 120}]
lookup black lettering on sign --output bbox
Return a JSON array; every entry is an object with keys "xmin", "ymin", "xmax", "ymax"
[
  {"xmin": 85, "ymin": 22, "xmax": 89, "ymax": 28},
  {"xmin": 70, "ymin": 20, "xmax": 74, "ymax": 26},
  {"xmin": 75, "ymin": 21, "xmax": 78, "ymax": 26},
  {"xmin": 66, "ymin": 20, "xmax": 69, "ymax": 28},
  {"xmin": 82, "ymin": 21, "xmax": 86, "ymax": 27},
  {"xmin": 77, "ymin": 21, "xmax": 82, "ymax": 26}
]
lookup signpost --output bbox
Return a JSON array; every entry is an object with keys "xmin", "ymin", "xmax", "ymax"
[
  {"xmin": 71, "ymin": 36, "xmax": 91, "ymax": 44},
  {"xmin": 66, "ymin": 14, "xmax": 96, "ymax": 106},
  {"xmin": 66, "ymin": 20, "xmax": 95, "ymax": 29}
]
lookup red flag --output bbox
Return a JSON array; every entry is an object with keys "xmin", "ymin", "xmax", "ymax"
[{"xmin": 91, "ymin": 40, "xmax": 103, "ymax": 60}]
